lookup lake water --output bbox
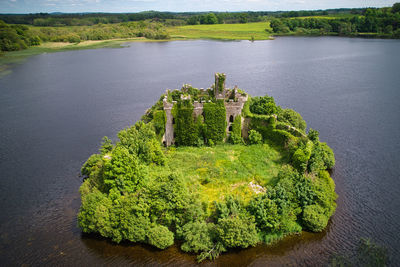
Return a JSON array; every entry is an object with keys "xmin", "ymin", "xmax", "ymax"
[{"xmin": 0, "ymin": 37, "xmax": 399, "ymax": 266}]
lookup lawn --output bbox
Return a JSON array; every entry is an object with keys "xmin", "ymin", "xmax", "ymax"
[
  {"xmin": 150, "ymin": 143, "xmax": 289, "ymax": 210},
  {"xmin": 168, "ymin": 22, "xmax": 273, "ymax": 40}
]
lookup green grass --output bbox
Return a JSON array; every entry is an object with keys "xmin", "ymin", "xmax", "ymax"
[
  {"xmin": 168, "ymin": 22, "xmax": 273, "ymax": 40},
  {"xmin": 150, "ymin": 143, "xmax": 289, "ymax": 209}
]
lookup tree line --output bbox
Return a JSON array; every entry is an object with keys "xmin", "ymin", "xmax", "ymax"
[{"xmin": 270, "ymin": 4, "xmax": 400, "ymax": 37}]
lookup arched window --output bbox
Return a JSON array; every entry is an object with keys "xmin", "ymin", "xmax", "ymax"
[
  {"xmin": 229, "ymin": 125, "xmax": 233, "ymax": 132},
  {"xmin": 229, "ymin": 115, "xmax": 234, "ymax": 122}
]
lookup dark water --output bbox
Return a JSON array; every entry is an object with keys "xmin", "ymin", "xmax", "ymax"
[{"xmin": 0, "ymin": 37, "xmax": 399, "ymax": 266}]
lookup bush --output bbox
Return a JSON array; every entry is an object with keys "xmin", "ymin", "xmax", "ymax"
[
  {"xmin": 181, "ymin": 221, "xmax": 215, "ymax": 253},
  {"xmin": 248, "ymin": 130, "xmax": 263, "ymax": 145},
  {"xmin": 216, "ymin": 216, "xmax": 259, "ymax": 248},
  {"xmin": 278, "ymin": 109, "xmax": 306, "ymax": 132},
  {"xmin": 249, "ymin": 95, "xmax": 278, "ymax": 115},
  {"xmin": 147, "ymin": 224, "xmax": 174, "ymax": 249},
  {"xmin": 302, "ymin": 204, "xmax": 329, "ymax": 232}
]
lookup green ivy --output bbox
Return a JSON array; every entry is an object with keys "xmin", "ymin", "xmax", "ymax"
[
  {"xmin": 203, "ymin": 100, "xmax": 227, "ymax": 143},
  {"xmin": 216, "ymin": 73, "xmax": 226, "ymax": 92},
  {"xmin": 172, "ymin": 100, "xmax": 199, "ymax": 146},
  {"xmin": 152, "ymin": 110, "xmax": 166, "ymax": 139},
  {"xmin": 230, "ymin": 115, "xmax": 243, "ymax": 144}
]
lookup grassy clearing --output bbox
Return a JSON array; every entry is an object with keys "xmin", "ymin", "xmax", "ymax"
[
  {"xmin": 151, "ymin": 143, "xmax": 289, "ymax": 209},
  {"xmin": 168, "ymin": 22, "xmax": 272, "ymax": 40}
]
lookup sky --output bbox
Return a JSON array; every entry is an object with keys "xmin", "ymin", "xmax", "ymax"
[{"xmin": 0, "ymin": 0, "xmax": 398, "ymax": 14}]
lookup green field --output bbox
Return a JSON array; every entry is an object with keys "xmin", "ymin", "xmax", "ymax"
[
  {"xmin": 150, "ymin": 143, "xmax": 289, "ymax": 208},
  {"xmin": 168, "ymin": 22, "xmax": 273, "ymax": 40}
]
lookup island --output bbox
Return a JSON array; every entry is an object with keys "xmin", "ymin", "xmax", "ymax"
[{"xmin": 78, "ymin": 73, "xmax": 337, "ymax": 262}]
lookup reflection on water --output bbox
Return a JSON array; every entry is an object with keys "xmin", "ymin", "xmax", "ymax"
[{"xmin": 0, "ymin": 37, "xmax": 399, "ymax": 265}]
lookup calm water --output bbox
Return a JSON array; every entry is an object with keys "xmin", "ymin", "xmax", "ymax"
[{"xmin": 0, "ymin": 37, "xmax": 399, "ymax": 266}]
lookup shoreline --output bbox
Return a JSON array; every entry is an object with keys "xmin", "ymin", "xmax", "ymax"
[{"xmin": 1, "ymin": 33, "xmax": 398, "ymax": 77}]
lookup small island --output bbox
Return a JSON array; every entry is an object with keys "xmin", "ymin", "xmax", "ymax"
[{"xmin": 78, "ymin": 74, "xmax": 337, "ymax": 262}]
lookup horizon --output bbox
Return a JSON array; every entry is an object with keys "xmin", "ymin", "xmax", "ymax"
[{"xmin": 0, "ymin": 0, "xmax": 397, "ymax": 14}]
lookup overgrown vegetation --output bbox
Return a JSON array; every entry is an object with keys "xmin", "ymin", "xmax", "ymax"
[
  {"xmin": 269, "ymin": 4, "xmax": 400, "ymax": 38},
  {"xmin": 79, "ymin": 78, "xmax": 337, "ymax": 262}
]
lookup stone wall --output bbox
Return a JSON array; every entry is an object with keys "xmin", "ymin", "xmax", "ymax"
[{"xmin": 162, "ymin": 74, "xmax": 248, "ymax": 146}]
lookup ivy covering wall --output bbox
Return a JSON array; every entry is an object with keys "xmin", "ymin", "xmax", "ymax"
[
  {"xmin": 230, "ymin": 115, "xmax": 242, "ymax": 144},
  {"xmin": 216, "ymin": 73, "xmax": 226, "ymax": 92},
  {"xmin": 172, "ymin": 100, "xmax": 199, "ymax": 146},
  {"xmin": 203, "ymin": 100, "xmax": 227, "ymax": 143},
  {"xmin": 152, "ymin": 110, "xmax": 166, "ymax": 139}
]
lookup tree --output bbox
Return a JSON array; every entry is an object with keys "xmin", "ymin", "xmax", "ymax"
[
  {"xmin": 248, "ymin": 130, "xmax": 263, "ymax": 145},
  {"xmin": 100, "ymin": 136, "xmax": 113, "ymax": 155},
  {"xmin": 250, "ymin": 95, "xmax": 278, "ymax": 115},
  {"xmin": 216, "ymin": 216, "xmax": 259, "ymax": 248},
  {"xmin": 392, "ymin": 2, "xmax": 400, "ymax": 13},
  {"xmin": 302, "ymin": 204, "xmax": 329, "ymax": 232},
  {"xmin": 147, "ymin": 224, "xmax": 174, "ymax": 249}
]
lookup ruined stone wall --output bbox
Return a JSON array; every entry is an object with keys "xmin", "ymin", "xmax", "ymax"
[
  {"xmin": 162, "ymin": 74, "xmax": 248, "ymax": 146},
  {"xmin": 162, "ymin": 97, "xmax": 175, "ymax": 146}
]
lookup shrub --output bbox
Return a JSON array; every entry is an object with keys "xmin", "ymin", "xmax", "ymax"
[
  {"xmin": 216, "ymin": 216, "xmax": 259, "ymax": 248},
  {"xmin": 152, "ymin": 110, "xmax": 166, "ymax": 138},
  {"xmin": 249, "ymin": 95, "xmax": 278, "ymax": 115},
  {"xmin": 181, "ymin": 221, "xmax": 215, "ymax": 253},
  {"xmin": 278, "ymin": 109, "xmax": 306, "ymax": 132},
  {"xmin": 302, "ymin": 204, "xmax": 329, "ymax": 232},
  {"xmin": 147, "ymin": 224, "xmax": 174, "ymax": 249},
  {"xmin": 248, "ymin": 130, "xmax": 263, "ymax": 145}
]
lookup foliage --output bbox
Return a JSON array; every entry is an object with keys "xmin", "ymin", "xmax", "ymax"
[
  {"xmin": 103, "ymin": 145, "xmax": 147, "ymax": 194},
  {"xmin": 216, "ymin": 215, "xmax": 259, "ymax": 248},
  {"xmin": 200, "ymin": 13, "xmax": 219, "ymax": 25},
  {"xmin": 180, "ymin": 221, "xmax": 215, "ymax": 253},
  {"xmin": 269, "ymin": 7, "xmax": 400, "ymax": 38},
  {"xmin": 277, "ymin": 108, "xmax": 306, "ymax": 132},
  {"xmin": 203, "ymin": 100, "xmax": 226, "ymax": 143},
  {"xmin": 152, "ymin": 110, "xmax": 166, "ymax": 138},
  {"xmin": 81, "ymin": 154, "xmax": 103, "ymax": 177},
  {"xmin": 0, "ymin": 20, "xmax": 41, "ymax": 51},
  {"xmin": 248, "ymin": 129, "xmax": 263, "ymax": 145},
  {"xmin": 100, "ymin": 136, "xmax": 113, "ymax": 155},
  {"xmin": 229, "ymin": 115, "xmax": 243, "ymax": 144},
  {"xmin": 172, "ymin": 100, "xmax": 199, "ymax": 146},
  {"xmin": 118, "ymin": 121, "xmax": 165, "ymax": 165},
  {"xmin": 302, "ymin": 204, "xmax": 329, "ymax": 232},
  {"xmin": 147, "ymin": 224, "xmax": 174, "ymax": 249},
  {"xmin": 215, "ymin": 73, "xmax": 226, "ymax": 92},
  {"xmin": 78, "ymin": 84, "xmax": 337, "ymax": 261},
  {"xmin": 292, "ymin": 140, "xmax": 313, "ymax": 172},
  {"xmin": 249, "ymin": 95, "xmax": 278, "ymax": 115}
]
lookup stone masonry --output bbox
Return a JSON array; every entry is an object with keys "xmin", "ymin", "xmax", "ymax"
[{"xmin": 162, "ymin": 74, "xmax": 248, "ymax": 146}]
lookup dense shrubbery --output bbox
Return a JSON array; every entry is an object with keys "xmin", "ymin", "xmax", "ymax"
[
  {"xmin": 0, "ymin": 20, "xmax": 170, "ymax": 52},
  {"xmin": 0, "ymin": 20, "xmax": 41, "ymax": 51},
  {"xmin": 269, "ymin": 4, "xmax": 400, "ymax": 38}
]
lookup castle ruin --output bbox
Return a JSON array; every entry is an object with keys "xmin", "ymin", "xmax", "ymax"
[{"xmin": 162, "ymin": 73, "xmax": 248, "ymax": 146}]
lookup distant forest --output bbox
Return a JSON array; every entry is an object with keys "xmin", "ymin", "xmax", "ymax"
[
  {"xmin": 0, "ymin": 9, "xmax": 365, "ymax": 26},
  {"xmin": 1, "ymin": 4, "xmax": 400, "ymax": 52}
]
